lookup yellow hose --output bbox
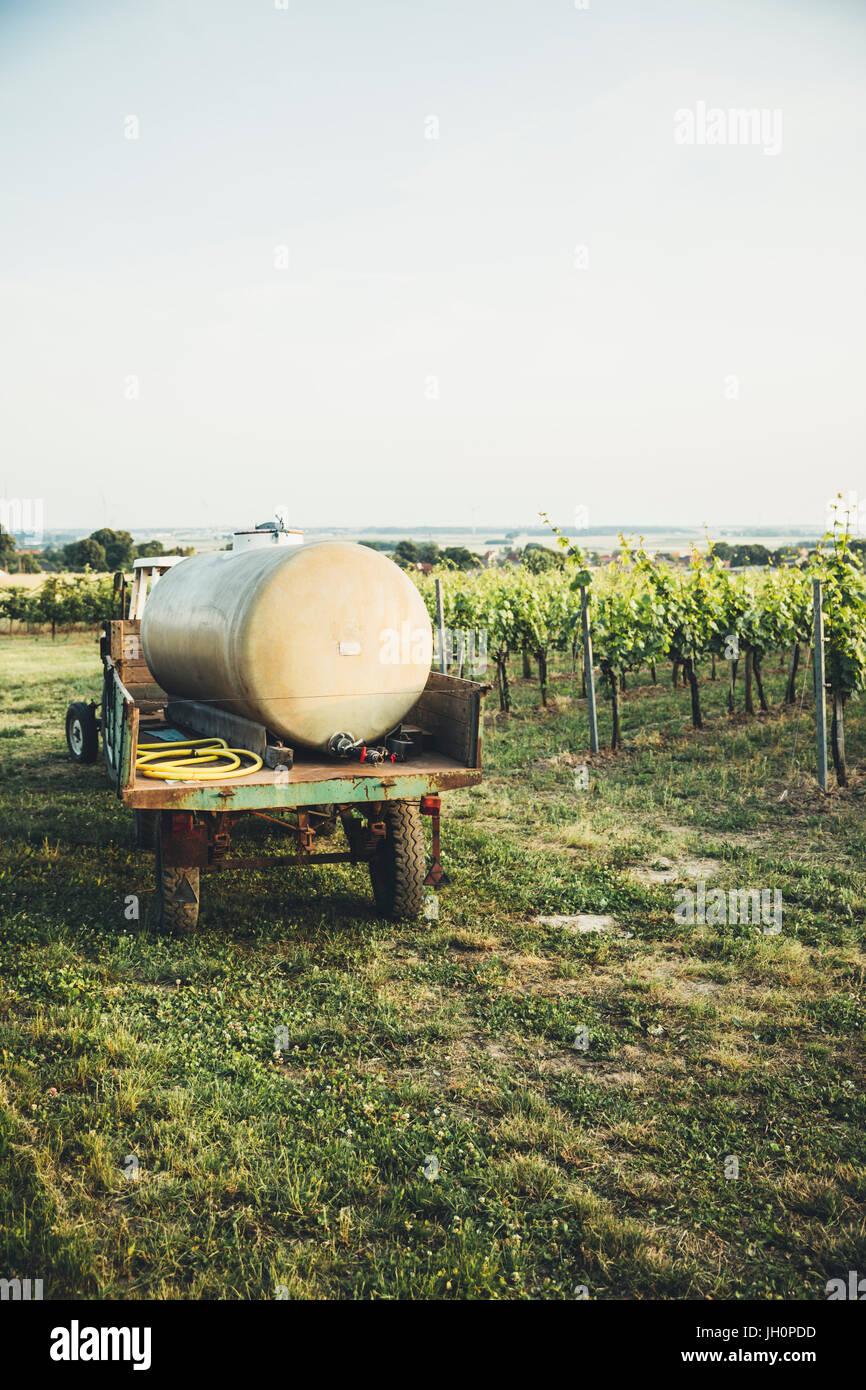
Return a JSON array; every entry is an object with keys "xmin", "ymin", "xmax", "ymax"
[{"xmin": 136, "ymin": 736, "xmax": 264, "ymax": 781}]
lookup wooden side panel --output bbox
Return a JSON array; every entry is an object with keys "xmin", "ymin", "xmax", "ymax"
[
  {"xmin": 108, "ymin": 619, "xmax": 141, "ymax": 660},
  {"xmin": 103, "ymin": 659, "xmax": 139, "ymax": 795},
  {"xmin": 125, "ymin": 680, "xmax": 169, "ymax": 703},
  {"xmin": 107, "ymin": 619, "xmax": 165, "ymax": 695},
  {"xmin": 403, "ymin": 671, "xmax": 486, "ymax": 768},
  {"xmin": 120, "ymin": 703, "xmax": 140, "ymax": 791}
]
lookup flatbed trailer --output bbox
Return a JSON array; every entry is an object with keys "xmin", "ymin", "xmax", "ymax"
[{"xmin": 65, "ymin": 618, "xmax": 489, "ymax": 931}]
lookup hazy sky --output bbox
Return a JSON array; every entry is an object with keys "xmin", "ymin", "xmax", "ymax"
[{"xmin": 1, "ymin": 0, "xmax": 864, "ymax": 534}]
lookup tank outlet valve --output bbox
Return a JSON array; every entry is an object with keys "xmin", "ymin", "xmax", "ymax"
[
  {"xmin": 328, "ymin": 732, "xmax": 404, "ymax": 765},
  {"xmin": 328, "ymin": 732, "xmax": 362, "ymax": 759}
]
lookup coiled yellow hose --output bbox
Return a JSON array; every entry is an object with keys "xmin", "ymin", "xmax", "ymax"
[{"xmin": 136, "ymin": 736, "xmax": 264, "ymax": 781}]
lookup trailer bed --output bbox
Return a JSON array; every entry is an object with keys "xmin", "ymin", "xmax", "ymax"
[
  {"xmin": 125, "ymin": 742, "xmax": 481, "ymax": 810},
  {"xmin": 101, "ymin": 620, "xmax": 487, "ymax": 813}
]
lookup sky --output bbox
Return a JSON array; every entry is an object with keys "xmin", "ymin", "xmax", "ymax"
[{"xmin": 1, "ymin": 0, "xmax": 864, "ymax": 535}]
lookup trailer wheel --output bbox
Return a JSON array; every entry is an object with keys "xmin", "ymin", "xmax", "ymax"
[
  {"xmin": 134, "ymin": 810, "xmax": 158, "ymax": 850},
  {"xmin": 368, "ymin": 801, "xmax": 426, "ymax": 920},
  {"xmin": 65, "ymin": 702, "xmax": 99, "ymax": 763},
  {"xmin": 155, "ymin": 819, "xmax": 200, "ymax": 934}
]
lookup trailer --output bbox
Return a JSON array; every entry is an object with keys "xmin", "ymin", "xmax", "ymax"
[{"xmin": 65, "ymin": 587, "xmax": 489, "ymax": 932}]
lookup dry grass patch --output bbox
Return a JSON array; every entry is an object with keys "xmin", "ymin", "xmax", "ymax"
[{"xmin": 447, "ymin": 929, "xmax": 498, "ymax": 952}]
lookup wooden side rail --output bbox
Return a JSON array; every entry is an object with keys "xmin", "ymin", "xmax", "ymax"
[{"xmin": 404, "ymin": 671, "xmax": 489, "ymax": 769}]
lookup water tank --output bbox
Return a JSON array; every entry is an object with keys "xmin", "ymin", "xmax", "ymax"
[{"xmin": 140, "ymin": 541, "xmax": 433, "ymax": 752}]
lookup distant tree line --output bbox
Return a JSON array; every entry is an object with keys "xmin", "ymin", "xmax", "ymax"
[
  {"xmin": 0, "ymin": 526, "xmax": 41, "ymax": 572},
  {"xmin": 0, "ymin": 526, "xmax": 193, "ymax": 574},
  {"xmin": 361, "ymin": 538, "xmax": 597, "ymax": 573},
  {"xmin": 367, "ymin": 539, "xmax": 482, "ymax": 571},
  {"xmin": 711, "ymin": 541, "xmax": 795, "ymax": 567}
]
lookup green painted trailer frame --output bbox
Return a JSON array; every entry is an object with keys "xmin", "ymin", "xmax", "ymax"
[{"xmin": 127, "ymin": 766, "xmax": 480, "ymax": 812}]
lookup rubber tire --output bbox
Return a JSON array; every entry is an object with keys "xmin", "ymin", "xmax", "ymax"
[
  {"xmin": 368, "ymin": 801, "xmax": 426, "ymax": 920},
  {"xmin": 134, "ymin": 810, "xmax": 158, "ymax": 851},
  {"xmin": 66, "ymin": 702, "xmax": 99, "ymax": 764},
  {"xmin": 155, "ymin": 817, "xmax": 200, "ymax": 934}
]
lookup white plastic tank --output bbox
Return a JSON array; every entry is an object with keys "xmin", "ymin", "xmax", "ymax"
[{"xmin": 140, "ymin": 540, "xmax": 433, "ymax": 752}]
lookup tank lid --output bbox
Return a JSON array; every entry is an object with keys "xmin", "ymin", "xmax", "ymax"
[{"xmin": 231, "ymin": 526, "xmax": 304, "ymax": 551}]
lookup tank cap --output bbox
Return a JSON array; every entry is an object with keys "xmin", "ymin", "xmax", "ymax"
[{"xmin": 231, "ymin": 528, "xmax": 304, "ymax": 551}]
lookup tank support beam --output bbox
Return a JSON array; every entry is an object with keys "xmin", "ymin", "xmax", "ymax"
[
  {"xmin": 156, "ymin": 798, "xmax": 439, "ymax": 875},
  {"xmin": 421, "ymin": 795, "xmax": 446, "ymax": 886}
]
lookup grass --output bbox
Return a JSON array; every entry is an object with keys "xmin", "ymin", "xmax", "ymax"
[{"xmin": 1, "ymin": 633, "xmax": 864, "ymax": 1299}]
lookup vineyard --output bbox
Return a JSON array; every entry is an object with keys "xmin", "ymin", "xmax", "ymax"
[
  {"xmin": 0, "ymin": 573, "xmax": 117, "ymax": 639},
  {"xmin": 4, "ymin": 533, "xmax": 866, "ymax": 787},
  {"xmin": 421, "ymin": 532, "xmax": 866, "ymax": 787}
]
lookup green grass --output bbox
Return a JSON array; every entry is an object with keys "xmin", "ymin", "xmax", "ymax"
[{"xmin": 1, "ymin": 635, "xmax": 864, "ymax": 1299}]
